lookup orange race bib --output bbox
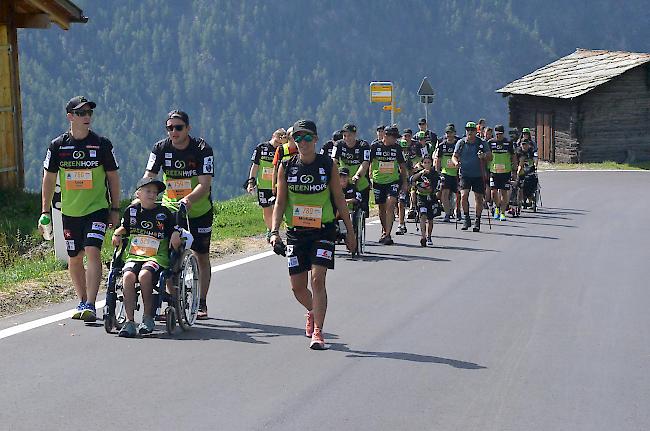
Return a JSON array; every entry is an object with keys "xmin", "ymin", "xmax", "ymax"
[
  {"xmin": 379, "ymin": 161, "xmax": 395, "ymax": 174},
  {"xmin": 166, "ymin": 179, "xmax": 192, "ymax": 199},
  {"xmin": 65, "ymin": 170, "xmax": 93, "ymax": 190},
  {"xmin": 261, "ymin": 167, "xmax": 274, "ymax": 181},
  {"xmin": 292, "ymin": 205, "xmax": 322, "ymax": 228},
  {"xmin": 129, "ymin": 235, "xmax": 160, "ymax": 257},
  {"xmin": 494, "ymin": 163, "xmax": 507, "ymax": 173}
]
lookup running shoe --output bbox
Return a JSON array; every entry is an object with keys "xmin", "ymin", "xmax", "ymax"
[
  {"xmin": 473, "ymin": 219, "xmax": 481, "ymax": 232},
  {"xmin": 499, "ymin": 213, "xmax": 506, "ymax": 221},
  {"xmin": 442, "ymin": 214, "xmax": 451, "ymax": 223},
  {"xmin": 461, "ymin": 218, "xmax": 471, "ymax": 231},
  {"xmin": 310, "ymin": 328, "xmax": 325, "ymax": 350},
  {"xmin": 138, "ymin": 315, "xmax": 155, "ymax": 335},
  {"xmin": 426, "ymin": 238, "xmax": 433, "ymax": 246},
  {"xmin": 395, "ymin": 225, "xmax": 407, "ymax": 235},
  {"xmin": 305, "ymin": 311, "xmax": 314, "ymax": 337},
  {"xmin": 118, "ymin": 321, "xmax": 137, "ymax": 338},
  {"xmin": 72, "ymin": 301, "xmax": 85, "ymax": 320},
  {"xmin": 420, "ymin": 238, "xmax": 426, "ymax": 247},
  {"xmin": 81, "ymin": 302, "xmax": 97, "ymax": 322},
  {"xmin": 383, "ymin": 236, "xmax": 394, "ymax": 245},
  {"xmin": 378, "ymin": 233, "xmax": 387, "ymax": 243}
]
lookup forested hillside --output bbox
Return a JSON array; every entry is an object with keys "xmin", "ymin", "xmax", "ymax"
[{"xmin": 17, "ymin": 0, "xmax": 650, "ymax": 199}]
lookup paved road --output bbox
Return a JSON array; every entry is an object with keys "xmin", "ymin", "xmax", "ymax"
[{"xmin": 1, "ymin": 171, "xmax": 649, "ymax": 431}]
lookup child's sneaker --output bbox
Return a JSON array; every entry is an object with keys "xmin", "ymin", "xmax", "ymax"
[
  {"xmin": 118, "ymin": 321, "xmax": 137, "ymax": 338},
  {"xmin": 426, "ymin": 237, "xmax": 433, "ymax": 246},
  {"xmin": 138, "ymin": 315, "xmax": 155, "ymax": 335},
  {"xmin": 81, "ymin": 303, "xmax": 97, "ymax": 322}
]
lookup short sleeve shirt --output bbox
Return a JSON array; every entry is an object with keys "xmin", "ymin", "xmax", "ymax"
[
  {"xmin": 120, "ymin": 203, "xmax": 176, "ymax": 268},
  {"xmin": 454, "ymin": 137, "xmax": 490, "ymax": 178}
]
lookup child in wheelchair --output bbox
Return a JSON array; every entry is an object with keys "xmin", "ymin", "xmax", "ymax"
[
  {"xmin": 335, "ymin": 167, "xmax": 361, "ymax": 241},
  {"xmin": 111, "ymin": 177, "xmax": 183, "ymax": 337},
  {"xmin": 409, "ymin": 155, "xmax": 439, "ymax": 247}
]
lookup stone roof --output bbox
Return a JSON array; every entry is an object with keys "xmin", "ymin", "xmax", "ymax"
[{"xmin": 497, "ymin": 49, "xmax": 650, "ymax": 99}]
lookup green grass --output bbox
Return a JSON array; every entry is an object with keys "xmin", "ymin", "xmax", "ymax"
[
  {"xmin": 211, "ymin": 194, "xmax": 268, "ymax": 240},
  {"xmin": 540, "ymin": 160, "xmax": 650, "ymax": 170}
]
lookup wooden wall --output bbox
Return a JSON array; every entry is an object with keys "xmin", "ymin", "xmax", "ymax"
[
  {"xmin": 507, "ymin": 94, "xmax": 580, "ymax": 162},
  {"xmin": 579, "ymin": 66, "xmax": 650, "ymax": 163},
  {"xmin": 0, "ymin": 2, "xmax": 24, "ymax": 189}
]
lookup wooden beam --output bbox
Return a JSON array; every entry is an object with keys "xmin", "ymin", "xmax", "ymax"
[
  {"xmin": 15, "ymin": 13, "xmax": 50, "ymax": 29},
  {"xmin": 23, "ymin": 0, "xmax": 70, "ymax": 30}
]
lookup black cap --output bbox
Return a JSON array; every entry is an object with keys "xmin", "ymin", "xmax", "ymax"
[
  {"xmin": 445, "ymin": 123, "xmax": 456, "ymax": 133},
  {"xmin": 292, "ymin": 119, "xmax": 318, "ymax": 136},
  {"xmin": 403, "ymin": 128, "xmax": 413, "ymax": 135},
  {"xmin": 342, "ymin": 123, "xmax": 357, "ymax": 133},
  {"xmin": 384, "ymin": 126, "xmax": 401, "ymax": 137},
  {"xmin": 66, "ymin": 96, "xmax": 96, "ymax": 113},
  {"xmin": 376, "ymin": 124, "xmax": 386, "ymax": 131},
  {"xmin": 418, "ymin": 118, "xmax": 427, "ymax": 125},
  {"xmin": 494, "ymin": 124, "xmax": 505, "ymax": 133},
  {"xmin": 332, "ymin": 130, "xmax": 343, "ymax": 141},
  {"xmin": 338, "ymin": 167, "xmax": 350, "ymax": 176},
  {"xmin": 167, "ymin": 110, "xmax": 189, "ymax": 125},
  {"xmin": 135, "ymin": 177, "xmax": 166, "ymax": 194}
]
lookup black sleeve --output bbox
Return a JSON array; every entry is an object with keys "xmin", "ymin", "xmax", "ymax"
[
  {"xmin": 198, "ymin": 141, "xmax": 215, "ymax": 177},
  {"xmin": 163, "ymin": 207, "xmax": 176, "ymax": 238},
  {"xmin": 146, "ymin": 141, "xmax": 165, "ymax": 174},
  {"xmin": 43, "ymin": 137, "xmax": 61, "ymax": 173},
  {"xmin": 251, "ymin": 145, "xmax": 261, "ymax": 164},
  {"xmin": 396, "ymin": 147, "xmax": 406, "ymax": 164},
  {"xmin": 121, "ymin": 207, "xmax": 131, "ymax": 236},
  {"xmin": 100, "ymin": 137, "xmax": 119, "ymax": 171}
]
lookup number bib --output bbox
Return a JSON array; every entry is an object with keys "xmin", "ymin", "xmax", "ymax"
[
  {"xmin": 261, "ymin": 167, "xmax": 274, "ymax": 181},
  {"xmin": 379, "ymin": 161, "xmax": 395, "ymax": 174},
  {"xmin": 166, "ymin": 179, "xmax": 192, "ymax": 199},
  {"xmin": 494, "ymin": 163, "xmax": 506, "ymax": 173},
  {"xmin": 65, "ymin": 170, "xmax": 93, "ymax": 190},
  {"xmin": 129, "ymin": 235, "xmax": 160, "ymax": 257},
  {"xmin": 292, "ymin": 205, "xmax": 322, "ymax": 228}
]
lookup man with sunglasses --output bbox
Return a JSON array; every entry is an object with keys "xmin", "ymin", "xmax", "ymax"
[
  {"xmin": 40, "ymin": 96, "xmax": 121, "ymax": 322},
  {"xmin": 331, "ymin": 123, "xmax": 371, "ymax": 217},
  {"xmin": 434, "ymin": 124, "xmax": 461, "ymax": 222},
  {"xmin": 270, "ymin": 120, "xmax": 355, "ymax": 350},
  {"xmin": 370, "ymin": 126, "xmax": 408, "ymax": 245},
  {"xmin": 247, "ymin": 128, "xmax": 287, "ymax": 241},
  {"xmin": 144, "ymin": 110, "xmax": 214, "ymax": 319}
]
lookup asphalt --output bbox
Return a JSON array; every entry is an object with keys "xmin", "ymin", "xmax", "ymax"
[{"xmin": 1, "ymin": 171, "xmax": 649, "ymax": 431}]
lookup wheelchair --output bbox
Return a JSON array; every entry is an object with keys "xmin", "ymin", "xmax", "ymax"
[
  {"xmin": 521, "ymin": 168, "xmax": 542, "ymax": 212},
  {"xmin": 335, "ymin": 203, "xmax": 366, "ymax": 257},
  {"xmin": 103, "ymin": 205, "xmax": 200, "ymax": 335}
]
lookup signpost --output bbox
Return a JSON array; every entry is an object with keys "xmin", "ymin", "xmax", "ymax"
[
  {"xmin": 370, "ymin": 81, "xmax": 400, "ymax": 125},
  {"xmin": 417, "ymin": 77, "xmax": 435, "ymax": 124}
]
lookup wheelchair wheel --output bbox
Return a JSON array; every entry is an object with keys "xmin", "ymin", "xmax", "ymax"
[
  {"xmin": 354, "ymin": 208, "xmax": 365, "ymax": 256},
  {"xmin": 165, "ymin": 306, "xmax": 176, "ymax": 334},
  {"xmin": 174, "ymin": 249, "xmax": 200, "ymax": 331}
]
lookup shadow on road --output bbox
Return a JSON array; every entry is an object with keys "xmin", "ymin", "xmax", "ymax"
[
  {"xmin": 359, "ymin": 251, "xmax": 451, "ymax": 263},
  {"xmin": 481, "ymin": 231, "xmax": 559, "ymax": 240},
  {"xmin": 328, "ymin": 342, "xmax": 486, "ymax": 369},
  {"xmin": 430, "ymin": 244, "xmax": 499, "ymax": 252}
]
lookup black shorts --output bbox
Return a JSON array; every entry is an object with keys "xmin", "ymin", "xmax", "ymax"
[
  {"xmin": 460, "ymin": 176, "xmax": 485, "ymax": 194},
  {"xmin": 372, "ymin": 182, "xmax": 400, "ymax": 205},
  {"xmin": 257, "ymin": 189, "xmax": 276, "ymax": 208},
  {"xmin": 123, "ymin": 260, "xmax": 164, "ymax": 282},
  {"xmin": 490, "ymin": 173, "xmax": 511, "ymax": 190},
  {"xmin": 61, "ymin": 208, "xmax": 108, "ymax": 257},
  {"xmin": 178, "ymin": 208, "xmax": 213, "ymax": 254},
  {"xmin": 441, "ymin": 174, "xmax": 458, "ymax": 193},
  {"xmin": 416, "ymin": 194, "xmax": 435, "ymax": 219},
  {"xmin": 286, "ymin": 225, "xmax": 336, "ymax": 275}
]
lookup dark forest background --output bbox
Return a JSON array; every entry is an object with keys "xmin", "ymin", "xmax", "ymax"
[{"xmin": 17, "ymin": 0, "xmax": 650, "ymax": 198}]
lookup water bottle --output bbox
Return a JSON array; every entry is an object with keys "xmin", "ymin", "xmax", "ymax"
[{"xmin": 39, "ymin": 213, "xmax": 53, "ymax": 241}]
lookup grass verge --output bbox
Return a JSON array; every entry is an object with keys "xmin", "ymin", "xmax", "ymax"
[{"xmin": 539, "ymin": 160, "xmax": 650, "ymax": 170}]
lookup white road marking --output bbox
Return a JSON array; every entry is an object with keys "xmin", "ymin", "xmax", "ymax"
[{"xmin": 0, "ymin": 250, "xmax": 276, "ymax": 340}]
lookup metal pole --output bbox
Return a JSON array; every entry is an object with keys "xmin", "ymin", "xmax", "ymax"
[
  {"xmin": 424, "ymin": 103, "xmax": 428, "ymax": 125},
  {"xmin": 390, "ymin": 92, "xmax": 395, "ymax": 126}
]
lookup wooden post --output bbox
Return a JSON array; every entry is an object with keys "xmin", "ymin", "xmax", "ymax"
[{"xmin": 0, "ymin": 1, "xmax": 24, "ymax": 189}]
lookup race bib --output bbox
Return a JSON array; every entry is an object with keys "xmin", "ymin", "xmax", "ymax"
[
  {"xmin": 379, "ymin": 161, "xmax": 395, "ymax": 174},
  {"xmin": 166, "ymin": 179, "xmax": 192, "ymax": 199},
  {"xmin": 292, "ymin": 205, "xmax": 322, "ymax": 228},
  {"xmin": 494, "ymin": 163, "xmax": 507, "ymax": 173},
  {"xmin": 65, "ymin": 170, "xmax": 92, "ymax": 190},
  {"xmin": 261, "ymin": 167, "xmax": 274, "ymax": 181},
  {"xmin": 129, "ymin": 235, "xmax": 160, "ymax": 257}
]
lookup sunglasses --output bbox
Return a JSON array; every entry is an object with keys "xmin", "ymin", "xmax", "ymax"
[
  {"xmin": 165, "ymin": 124, "xmax": 186, "ymax": 132},
  {"xmin": 293, "ymin": 133, "xmax": 314, "ymax": 143},
  {"xmin": 73, "ymin": 109, "xmax": 93, "ymax": 117},
  {"xmin": 276, "ymin": 134, "xmax": 287, "ymax": 139}
]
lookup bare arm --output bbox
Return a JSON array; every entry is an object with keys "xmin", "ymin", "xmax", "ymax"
[
  {"xmin": 41, "ymin": 170, "xmax": 57, "ymax": 213},
  {"xmin": 181, "ymin": 174, "xmax": 211, "ymax": 209},
  {"xmin": 247, "ymin": 163, "xmax": 259, "ymax": 193},
  {"xmin": 353, "ymin": 161, "xmax": 370, "ymax": 181},
  {"xmin": 269, "ymin": 164, "xmax": 287, "ymax": 244},
  {"xmin": 398, "ymin": 162, "xmax": 408, "ymax": 193},
  {"xmin": 330, "ymin": 163, "xmax": 356, "ymax": 253},
  {"xmin": 106, "ymin": 170, "xmax": 121, "ymax": 227}
]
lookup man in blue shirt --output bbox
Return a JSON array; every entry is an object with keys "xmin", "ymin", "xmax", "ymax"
[{"xmin": 452, "ymin": 122, "xmax": 492, "ymax": 232}]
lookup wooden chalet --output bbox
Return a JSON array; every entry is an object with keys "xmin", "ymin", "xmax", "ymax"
[
  {"xmin": 497, "ymin": 48, "xmax": 650, "ymax": 163},
  {"xmin": 0, "ymin": 0, "xmax": 86, "ymax": 189}
]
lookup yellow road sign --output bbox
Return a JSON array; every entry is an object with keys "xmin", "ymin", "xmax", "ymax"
[
  {"xmin": 370, "ymin": 81, "xmax": 393, "ymax": 103},
  {"xmin": 382, "ymin": 105, "xmax": 401, "ymax": 112}
]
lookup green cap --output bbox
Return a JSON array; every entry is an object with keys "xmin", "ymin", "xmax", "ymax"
[
  {"xmin": 399, "ymin": 139, "xmax": 408, "ymax": 148},
  {"xmin": 465, "ymin": 121, "xmax": 477, "ymax": 130},
  {"xmin": 522, "ymin": 127, "xmax": 531, "ymax": 133},
  {"xmin": 416, "ymin": 131, "xmax": 427, "ymax": 140}
]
